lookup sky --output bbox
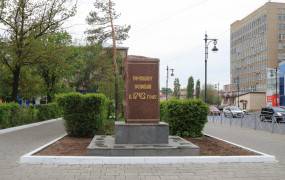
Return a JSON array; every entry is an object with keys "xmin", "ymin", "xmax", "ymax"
[{"xmin": 65, "ymin": 0, "xmax": 285, "ymax": 90}]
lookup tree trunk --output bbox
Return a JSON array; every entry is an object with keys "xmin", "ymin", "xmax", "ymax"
[
  {"xmin": 11, "ymin": 66, "xmax": 21, "ymax": 102},
  {"xmin": 108, "ymin": 0, "xmax": 119, "ymax": 121},
  {"xmin": 47, "ymin": 90, "xmax": 52, "ymax": 103}
]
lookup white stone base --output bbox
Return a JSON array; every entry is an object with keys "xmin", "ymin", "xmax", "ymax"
[{"xmin": 20, "ymin": 133, "xmax": 277, "ymax": 165}]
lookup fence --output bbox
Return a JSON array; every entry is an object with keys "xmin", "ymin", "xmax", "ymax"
[{"xmin": 208, "ymin": 112, "xmax": 285, "ymax": 134}]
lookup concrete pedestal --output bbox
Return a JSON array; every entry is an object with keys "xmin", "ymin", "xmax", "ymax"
[
  {"xmin": 115, "ymin": 121, "xmax": 169, "ymax": 144},
  {"xmin": 87, "ymin": 135, "xmax": 200, "ymax": 156}
]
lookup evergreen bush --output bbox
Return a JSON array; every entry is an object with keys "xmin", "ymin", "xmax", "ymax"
[
  {"xmin": 160, "ymin": 99, "xmax": 208, "ymax": 137},
  {"xmin": 37, "ymin": 103, "xmax": 63, "ymax": 121},
  {"xmin": 57, "ymin": 93, "xmax": 108, "ymax": 137}
]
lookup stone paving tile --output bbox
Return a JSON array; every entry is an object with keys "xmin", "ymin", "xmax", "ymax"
[{"xmin": 1, "ymin": 120, "xmax": 285, "ymax": 180}]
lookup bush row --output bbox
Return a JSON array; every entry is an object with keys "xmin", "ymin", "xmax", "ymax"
[
  {"xmin": 0, "ymin": 103, "xmax": 62, "ymax": 129},
  {"xmin": 160, "ymin": 99, "xmax": 209, "ymax": 137},
  {"xmin": 56, "ymin": 93, "xmax": 108, "ymax": 137}
]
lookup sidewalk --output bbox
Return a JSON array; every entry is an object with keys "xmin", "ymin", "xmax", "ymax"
[
  {"xmin": 0, "ymin": 119, "xmax": 285, "ymax": 180},
  {"xmin": 205, "ymin": 121, "xmax": 285, "ymax": 164}
]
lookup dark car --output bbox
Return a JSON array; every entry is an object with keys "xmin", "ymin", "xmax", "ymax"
[{"xmin": 260, "ymin": 107, "xmax": 285, "ymax": 123}]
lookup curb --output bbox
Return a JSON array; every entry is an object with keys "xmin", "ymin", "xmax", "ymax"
[
  {"xmin": 0, "ymin": 118, "xmax": 62, "ymax": 135},
  {"xmin": 20, "ymin": 133, "xmax": 277, "ymax": 165}
]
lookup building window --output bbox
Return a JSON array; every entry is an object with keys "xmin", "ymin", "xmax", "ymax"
[
  {"xmin": 278, "ymin": 14, "xmax": 285, "ymax": 21},
  {"xmin": 279, "ymin": 33, "xmax": 285, "ymax": 41},
  {"xmin": 279, "ymin": 24, "xmax": 285, "ymax": 30}
]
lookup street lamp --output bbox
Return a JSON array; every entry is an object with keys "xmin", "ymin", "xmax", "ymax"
[
  {"xmin": 204, "ymin": 33, "xmax": 218, "ymax": 103},
  {"xmin": 166, "ymin": 66, "xmax": 174, "ymax": 100}
]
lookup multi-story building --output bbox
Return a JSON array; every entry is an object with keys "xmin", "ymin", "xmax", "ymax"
[{"xmin": 230, "ymin": 2, "xmax": 285, "ymax": 96}]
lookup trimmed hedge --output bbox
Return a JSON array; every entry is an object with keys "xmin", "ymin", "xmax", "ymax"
[
  {"xmin": 0, "ymin": 103, "xmax": 38, "ymax": 129},
  {"xmin": 160, "ymin": 99, "xmax": 209, "ymax": 137},
  {"xmin": 57, "ymin": 93, "xmax": 108, "ymax": 137},
  {"xmin": 0, "ymin": 102, "xmax": 63, "ymax": 129},
  {"xmin": 37, "ymin": 103, "xmax": 63, "ymax": 121}
]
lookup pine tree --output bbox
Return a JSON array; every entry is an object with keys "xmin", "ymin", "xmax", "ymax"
[
  {"xmin": 195, "ymin": 80, "xmax": 201, "ymax": 98},
  {"xmin": 86, "ymin": 0, "xmax": 131, "ymax": 120},
  {"xmin": 173, "ymin": 78, "xmax": 181, "ymax": 99},
  {"xmin": 186, "ymin": 76, "xmax": 194, "ymax": 98}
]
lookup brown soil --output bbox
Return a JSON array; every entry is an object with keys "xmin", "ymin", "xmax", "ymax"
[
  {"xmin": 35, "ymin": 136, "xmax": 92, "ymax": 156},
  {"xmin": 186, "ymin": 136, "xmax": 257, "ymax": 156},
  {"xmin": 35, "ymin": 135, "xmax": 258, "ymax": 156}
]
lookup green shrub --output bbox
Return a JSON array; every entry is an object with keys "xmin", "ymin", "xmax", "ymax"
[
  {"xmin": 37, "ymin": 103, "xmax": 63, "ymax": 121},
  {"xmin": 0, "ymin": 103, "xmax": 39, "ymax": 129},
  {"xmin": 57, "ymin": 93, "xmax": 108, "ymax": 137},
  {"xmin": 161, "ymin": 99, "xmax": 209, "ymax": 137},
  {"xmin": 160, "ymin": 100, "xmax": 168, "ymax": 122},
  {"xmin": 0, "ymin": 103, "xmax": 19, "ymax": 128},
  {"xmin": 13, "ymin": 107, "xmax": 38, "ymax": 126}
]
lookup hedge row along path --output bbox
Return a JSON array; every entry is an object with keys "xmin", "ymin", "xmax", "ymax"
[{"xmin": 1, "ymin": 119, "xmax": 285, "ymax": 180}]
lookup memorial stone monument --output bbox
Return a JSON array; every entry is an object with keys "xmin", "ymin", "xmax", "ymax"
[
  {"xmin": 115, "ymin": 55, "xmax": 169, "ymax": 144},
  {"xmin": 87, "ymin": 55, "xmax": 199, "ymax": 156}
]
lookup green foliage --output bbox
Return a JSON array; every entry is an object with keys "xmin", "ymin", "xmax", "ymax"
[
  {"xmin": 173, "ymin": 78, "xmax": 181, "ymax": 98},
  {"xmin": 37, "ymin": 103, "xmax": 63, "ymax": 121},
  {"xmin": 187, "ymin": 76, "xmax": 194, "ymax": 98},
  {"xmin": 57, "ymin": 93, "xmax": 108, "ymax": 137},
  {"xmin": 86, "ymin": 0, "xmax": 131, "ymax": 44},
  {"xmin": 0, "ymin": 102, "xmax": 63, "ymax": 129},
  {"xmin": 160, "ymin": 99, "xmax": 209, "ymax": 137},
  {"xmin": 0, "ymin": 0, "xmax": 77, "ymax": 101},
  {"xmin": 0, "ymin": 103, "xmax": 37, "ymax": 129},
  {"xmin": 36, "ymin": 31, "xmax": 73, "ymax": 102},
  {"xmin": 161, "ymin": 87, "xmax": 173, "ymax": 95},
  {"xmin": 160, "ymin": 100, "xmax": 168, "ymax": 121},
  {"xmin": 0, "ymin": 103, "xmax": 19, "ymax": 128},
  {"xmin": 201, "ymin": 84, "xmax": 220, "ymax": 105},
  {"xmin": 195, "ymin": 80, "xmax": 201, "ymax": 98}
]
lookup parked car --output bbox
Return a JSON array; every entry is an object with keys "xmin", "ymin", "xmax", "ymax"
[
  {"xmin": 242, "ymin": 109, "xmax": 248, "ymax": 115},
  {"xmin": 209, "ymin": 105, "xmax": 221, "ymax": 116},
  {"xmin": 223, "ymin": 106, "xmax": 244, "ymax": 118},
  {"xmin": 260, "ymin": 107, "xmax": 285, "ymax": 123}
]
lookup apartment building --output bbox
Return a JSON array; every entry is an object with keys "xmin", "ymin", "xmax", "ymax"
[{"xmin": 230, "ymin": 2, "xmax": 285, "ymax": 96}]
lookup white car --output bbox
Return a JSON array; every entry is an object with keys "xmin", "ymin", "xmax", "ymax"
[{"xmin": 223, "ymin": 106, "xmax": 244, "ymax": 118}]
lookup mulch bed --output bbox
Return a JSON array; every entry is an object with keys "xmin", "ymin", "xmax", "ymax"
[
  {"xmin": 36, "ymin": 137, "xmax": 92, "ymax": 156},
  {"xmin": 185, "ymin": 136, "xmax": 257, "ymax": 156},
  {"xmin": 35, "ymin": 135, "xmax": 258, "ymax": 156}
]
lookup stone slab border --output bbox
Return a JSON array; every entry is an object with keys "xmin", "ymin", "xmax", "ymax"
[
  {"xmin": 20, "ymin": 133, "xmax": 277, "ymax": 165},
  {"xmin": 0, "ymin": 118, "xmax": 62, "ymax": 135}
]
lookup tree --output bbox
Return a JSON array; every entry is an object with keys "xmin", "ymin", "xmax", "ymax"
[
  {"xmin": 173, "ymin": 78, "xmax": 181, "ymax": 99},
  {"xmin": 200, "ymin": 84, "xmax": 220, "ymax": 105},
  {"xmin": 0, "ymin": 0, "xmax": 77, "ymax": 101},
  {"xmin": 195, "ymin": 79, "xmax": 201, "ymax": 98},
  {"xmin": 86, "ymin": 0, "xmax": 131, "ymax": 120},
  {"xmin": 37, "ymin": 31, "xmax": 73, "ymax": 102},
  {"xmin": 186, "ymin": 76, "xmax": 194, "ymax": 98},
  {"xmin": 161, "ymin": 87, "xmax": 173, "ymax": 95}
]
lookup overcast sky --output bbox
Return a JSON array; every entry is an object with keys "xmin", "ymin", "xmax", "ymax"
[{"xmin": 65, "ymin": 0, "xmax": 285, "ymax": 90}]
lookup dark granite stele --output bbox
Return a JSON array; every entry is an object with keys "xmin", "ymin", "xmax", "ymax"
[{"xmin": 87, "ymin": 135, "xmax": 200, "ymax": 156}]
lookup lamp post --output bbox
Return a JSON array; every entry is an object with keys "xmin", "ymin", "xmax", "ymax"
[
  {"xmin": 166, "ymin": 66, "xmax": 174, "ymax": 100},
  {"xmin": 204, "ymin": 33, "xmax": 218, "ymax": 103}
]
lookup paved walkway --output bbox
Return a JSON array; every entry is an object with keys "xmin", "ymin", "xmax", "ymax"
[{"xmin": 1, "ymin": 120, "xmax": 285, "ymax": 180}]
